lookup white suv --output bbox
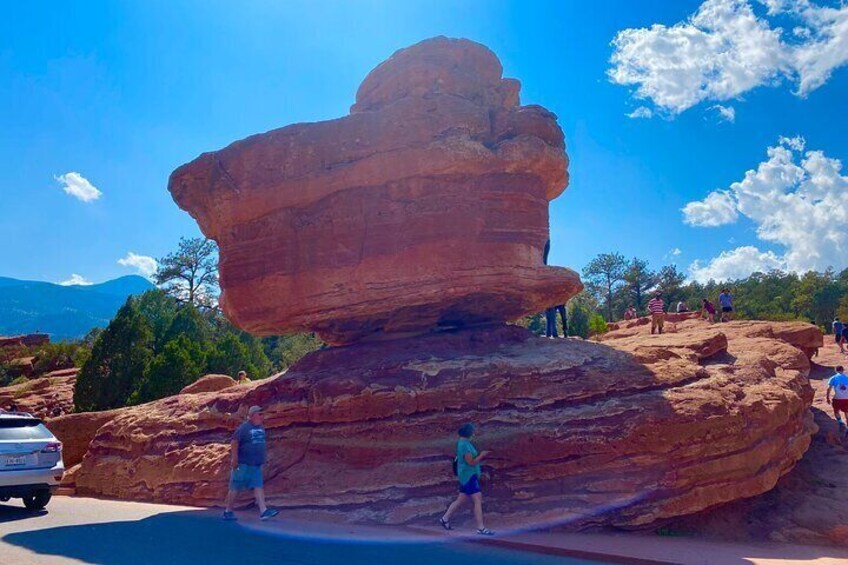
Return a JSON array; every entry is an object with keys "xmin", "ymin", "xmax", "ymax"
[{"xmin": 0, "ymin": 412, "xmax": 64, "ymax": 510}]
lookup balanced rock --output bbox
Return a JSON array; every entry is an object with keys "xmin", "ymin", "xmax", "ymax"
[
  {"xmin": 68, "ymin": 319, "xmax": 816, "ymax": 530},
  {"xmin": 168, "ymin": 36, "xmax": 580, "ymax": 345}
]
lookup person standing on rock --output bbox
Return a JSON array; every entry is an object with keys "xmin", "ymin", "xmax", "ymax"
[
  {"xmin": 647, "ymin": 292, "xmax": 665, "ymax": 335},
  {"xmin": 718, "ymin": 289, "xmax": 734, "ymax": 322},
  {"xmin": 439, "ymin": 423, "xmax": 494, "ymax": 536},
  {"xmin": 701, "ymin": 298, "xmax": 716, "ymax": 322},
  {"xmin": 834, "ymin": 318, "xmax": 845, "ymax": 352},
  {"xmin": 222, "ymin": 405, "xmax": 279, "ymax": 521},
  {"xmin": 827, "ymin": 366, "xmax": 848, "ymax": 435}
]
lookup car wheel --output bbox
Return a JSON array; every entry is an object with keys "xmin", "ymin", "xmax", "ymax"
[{"xmin": 22, "ymin": 490, "xmax": 51, "ymax": 511}]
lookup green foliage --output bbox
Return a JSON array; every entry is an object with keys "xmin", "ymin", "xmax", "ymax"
[
  {"xmin": 568, "ymin": 298, "xmax": 592, "ymax": 339},
  {"xmin": 207, "ymin": 332, "xmax": 271, "ymax": 380},
  {"xmin": 588, "ymin": 314, "xmax": 608, "ymax": 336},
  {"xmin": 582, "ymin": 253, "xmax": 628, "ymax": 322},
  {"xmin": 155, "ymin": 237, "xmax": 219, "ymax": 308},
  {"xmin": 133, "ymin": 335, "xmax": 207, "ymax": 403},
  {"xmin": 262, "ymin": 334, "xmax": 322, "ymax": 372},
  {"xmin": 31, "ymin": 341, "xmax": 91, "ymax": 375},
  {"xmin": 74, "ymin": 299, "xmax": 154, "ymax": 412},
  {"xmin": 10, "ymin": 375, "xmax": 30, "ymax": 388}
]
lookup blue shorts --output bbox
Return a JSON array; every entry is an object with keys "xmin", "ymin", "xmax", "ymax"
[
  {"xmin": 229, "ymin": 464, "xmax": 263, "ymax": 491},
  {"xmin": 459, "ymin": 474, "xmax": 481, "ymax": 495}
]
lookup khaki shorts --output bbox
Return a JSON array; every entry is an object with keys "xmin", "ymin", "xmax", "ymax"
[{"xmin": 651, "ymin": 313, "xmax": 665, "ymax": 328}]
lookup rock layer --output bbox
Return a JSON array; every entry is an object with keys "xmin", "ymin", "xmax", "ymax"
[
  {"xmin": 0, "ymin": 374, "xmax": 76, "ymax": 418},
  {"xmin": 68, "ymin": 319, "xmax": 816, "ymax": 530},
  {"xmin": 168, "ymin": 37, "xmax": 579, "ymax": 345}
]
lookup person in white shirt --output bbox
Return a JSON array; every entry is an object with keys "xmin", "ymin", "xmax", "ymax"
[
  {"xmin": 676, "ymin": 300, "xmax": 688, "ymax": 313},
  {"xmin": 827, "ymin": 365, "xmax": 848, "ymax": 434}
]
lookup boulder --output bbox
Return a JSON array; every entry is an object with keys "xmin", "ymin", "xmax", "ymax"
[
  {"xmin": 168, "ymin": 36, "xmax": 580, "ymax": 345},
  {"xmin": 179, "ymin": 374, "xmax": 237, "ymax": 395},
  {"xmin": 69, "ymin": 319, "xmax": 815, "ymax": 530},
  {"xmin": 0, "ymin": 374, "xmax": 76, "ymax": 418},
  {"xmin": 48, "ymin": 409, "xmax": 122, "ymax": 467}
]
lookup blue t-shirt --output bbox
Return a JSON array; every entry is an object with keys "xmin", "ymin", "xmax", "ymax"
[
  {"xmin": 718, "ymin": 293, "xmax": 733, "ymax": 308},
  {"xmin": 835, "ymin": 321, "xmax": 844, "ymax": 335},
  {"xmin": 456, "ymin": 438, "xmax": 481, "ymax": 486},
  {"xmin": 829, "ymin": 373, "xmax": 848, "ymax": 400},
  {"xmin": 234, "ymin": 422, "xmax": 266, "ymax": 466}
]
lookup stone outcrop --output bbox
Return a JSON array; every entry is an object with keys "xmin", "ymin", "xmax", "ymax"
[
  {"xmin": 0, "ymin": 373, "xmax": 76, "ymax": 418},
  {"xmin": 0, "ymin": 333, "xmax": 49, "ymax": 349},
  {"xmin": 168, "ymin": 36, "xmax": 580, "ymax": 345},
  {"xmin": 66, "ymin": 319, "xmax": 816, "ymax": 531},
  {"xmin": 179, "ymin": 374, "xmax": 237, "ymax": 395},
  {"xmin": 49, "ymin": 409, "xmax": 120, "ymax": 467}
]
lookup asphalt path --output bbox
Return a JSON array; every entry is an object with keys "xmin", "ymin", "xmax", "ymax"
[{"xmin": 0, "ymin": 496, "xmax": 605, "ymax": 565}]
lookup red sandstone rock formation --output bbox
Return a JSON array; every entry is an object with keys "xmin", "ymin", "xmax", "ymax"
[
  {"xmin": 168, "ymin": 36, "xmax": 580, "ymax": 345},
  {"xmin": 0, "ymin": 333, "xmax": 50, "ymax": 349},
  {"xmin": 179, "ymin": 374, "xmax": 237, "ymax": 395},
  {"xmin": 0, "ymin": 373, "xmax": 76, "ymax": 418},
  {"xmin": 66, "ymin": 319, "xmax": 816, "ymax": 531}
]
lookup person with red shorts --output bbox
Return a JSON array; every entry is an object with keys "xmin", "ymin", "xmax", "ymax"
[{"xmin": 827, "ymin": 366, "xmax": 848, "ymax": 434}]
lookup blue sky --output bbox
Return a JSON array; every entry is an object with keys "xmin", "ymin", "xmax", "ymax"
[{"xmin": 1, "ymin": 0, "xmax": 846, "ymax": 285}]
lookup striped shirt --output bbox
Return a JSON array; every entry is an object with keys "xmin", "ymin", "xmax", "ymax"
[{"xmin": 647, "ymin": 297, "xmax": 664, "ymax": 314}]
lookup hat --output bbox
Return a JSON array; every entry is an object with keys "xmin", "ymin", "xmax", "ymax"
[{"xmin": 248, "ymin": 405, "xmax": 262, "ymax": 415}]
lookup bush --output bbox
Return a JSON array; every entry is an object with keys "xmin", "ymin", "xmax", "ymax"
[
  {"xmin": 263, "ymin": 334, "xmax": 322, "ymax": 372},
  {"xmin": 134, "ymin": 335, "xmax": 207, "ymax": 403},
  {"xmin": 588, "ymin": 314, "xmax": 608, "ymax": 336},
  {"xmin": 568, "ymin": 302, "xmax": 591, "ymax": 339}
]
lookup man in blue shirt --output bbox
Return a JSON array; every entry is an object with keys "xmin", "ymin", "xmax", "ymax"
[
  {"xmin": 828, "ymin": 367, "xmax": 848, "ymax": 435},
  {"xmin": 718, "ymin": 289, "xmax": 733, "ymax": 322},
  {"xmin": 834, "ymin": 318, "xmax": 845, "ymax": 352},
  {"xmin": 222, "ymin": 405, "xmax": 279, "ymax": 521}
]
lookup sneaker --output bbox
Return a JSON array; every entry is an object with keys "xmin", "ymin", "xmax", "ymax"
[
  {"xmin": 260, "ymin": 508, "xmax": 279, "ymax": 521},
  {"xmin": 222, "ymin": 511, "xmax": 237, "ymax": 521},
  {"xmin": 477, "ymin": 528, "xmax": 495, "ymax": 536}
]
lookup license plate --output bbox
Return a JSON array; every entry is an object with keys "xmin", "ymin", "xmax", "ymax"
[{"xmin": 4, "ymin": 455, "xmax": 26, "ymax": 466}]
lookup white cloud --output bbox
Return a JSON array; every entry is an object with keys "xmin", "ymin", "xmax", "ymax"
[
  {"xmin": 609, "ymin": 0, "xmax": 848, "ymax": 115},
  {"xmin": 689, "ymin": 246, "xmax": 786, "ymax": 282},
  {"xmin": 684, "ymin": 136, "xmax": 848, "ymax": 276},
  {"xmin": 627, "ymin": 106, "xmax": 653, "ymax": 119},
  {"xmin": 711, "ymin": 104, "xmax": 736, "ymax": 122},
  {"xmin": 670, "ymin": 247, "xmax": 682, "ymax": 256},
  {"xmin": 118, "ymin": 252, "xmax": 158, "ymax": 278},
  {"xmin": 55, "ymin": 172, "xmax": 102, "ymax": 202},
  {"xmin": 58, "ymin": 273, "xmax": 93, "ymax": 286},
  {"xmin": 682, "ymin": 190, "xmax": 739, "ymax": 227}
]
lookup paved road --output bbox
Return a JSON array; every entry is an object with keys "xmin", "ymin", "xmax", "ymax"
[{"xmin": 0, "ymin": 497, "xmax": 605, "ymax": 565}]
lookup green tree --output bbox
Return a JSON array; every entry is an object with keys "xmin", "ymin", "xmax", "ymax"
[
  {"xmin": 583, "ymin": 252, "xmax": 628, "ymax": 322},
  {"xmin": 588, "ymin": 314, "xmax": 608, "ymax": 336},
  {"xmin": 163, "ymin": 304, "xmax": 209, "ymax": 345},
  {"xmin": 74, "ymin": 300, "xmax": 154, "ymax": 412},
  {"xmin": 567, "ymin": 293, "xmax": 594, "ymax": 339},
  {"xmin": 657, "ymin": 265, "xmax": 686, "ymax": 308},
  {"xmin": 623, "ymin": 258, "xmax": 656, "ymax": 311},
  {"xmin": 263, "ymin": 334, "xmax": 322, "ymax": 371},
  {"xmin": 207, "ymin": 333, "xmax": 271, "ymax": 380},
  {"xmin": 135, "ymin": 290, "xmax": 179, "ymax": 351},
  {"xmin": 134, "ymin": 335, "xmax": 207, "ymax": 403},
  {"xmin": 155, "ymin": 237, "xmax": 219, "ymax": 308}
]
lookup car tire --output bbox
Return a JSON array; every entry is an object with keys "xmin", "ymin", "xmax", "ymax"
[{"xmin": 22, "ymin": 490, "xmax": 51, "ymax": 511}]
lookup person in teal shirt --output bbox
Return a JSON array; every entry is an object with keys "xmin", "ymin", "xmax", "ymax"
[{"xmin": 439, "ymin": 423, "xmax": 494, "ymax": 535}]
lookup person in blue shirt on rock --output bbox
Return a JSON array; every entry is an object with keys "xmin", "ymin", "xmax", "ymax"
[
  {"xmin": 834, "ymin": 318, "xmax": 845, "ymax": 353},
  {"xmin": 222, "ymin": 405, "xmax": 279, "ymax": 521},
  {"xmin": 439, "ymin": 423, "xmax": 494, "ymax": 535}
]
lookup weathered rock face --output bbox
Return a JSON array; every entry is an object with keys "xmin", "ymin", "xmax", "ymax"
[
  {"xmin": 67, "ymin": 319, "xmax": 816, "ymax": 530},
  {"xmin": 168, "ymin": 36, "xmax": 579, "ymax": 345},
  {"xmin": 0, "ymin": 374, "xmax": 76, "ymax": 418}
]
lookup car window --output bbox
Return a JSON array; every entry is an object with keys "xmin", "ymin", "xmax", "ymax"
[{"xmin": 0, "ymin": 419, "xmax": 54, "ymax": 440}]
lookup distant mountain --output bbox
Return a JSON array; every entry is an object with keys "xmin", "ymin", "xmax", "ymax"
[{"xmin": 0, "ymin": 275, "xmax": 155, "ymax": 341}]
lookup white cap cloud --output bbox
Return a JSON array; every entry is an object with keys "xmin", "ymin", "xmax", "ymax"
[
  {"xmin": 55, "ymin": 172, "xmax": 102, "ymax": 202},
  {"xmin": 58, "ymin": 273, "xmax": 93, "ymax": 286},
  {"xmin": 684, "ymin": 136, "xmax": 848, "ymax": 280},
  {"xmin": 118, "ymin": 252, "xmax": 158, "ymax": 278},
  {"xmin": 609, "ymin": 0, "xmax": 848, "ymax": 116},
  {"xmin": 689, "ymin": 246, "xmax": 786, "ymax": 282}
]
